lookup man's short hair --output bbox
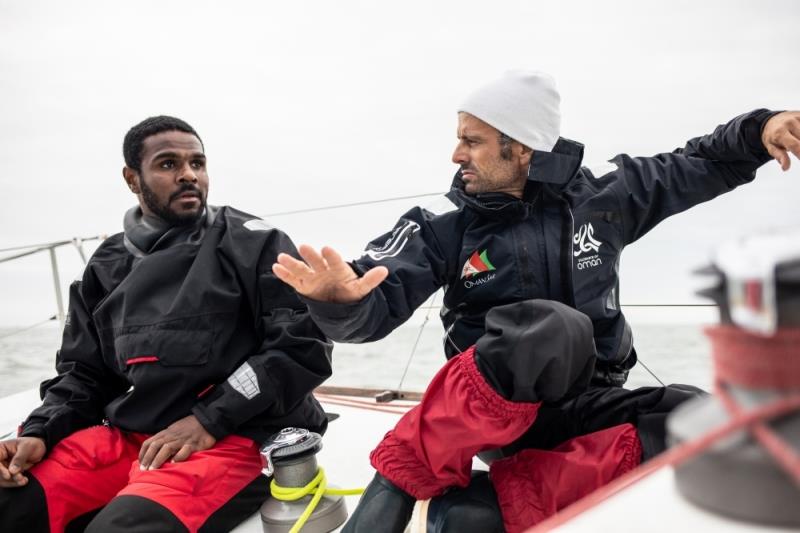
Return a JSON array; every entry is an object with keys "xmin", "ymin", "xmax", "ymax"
[{"xmin": 123, "ymin": 116, "xmax": 203, "ymax": 173}]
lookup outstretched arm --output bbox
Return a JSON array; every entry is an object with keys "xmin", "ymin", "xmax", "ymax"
[
  {"xmin": 274, "ymin": 203, "xmax": 456, "ymax": 344},
  {"xmin": 606, "ymin": 109, "xmax": 795, "ymax": 244},
  {"xmin": 272, "ymin": 244, "xmax": 388, "ymax": 303}
]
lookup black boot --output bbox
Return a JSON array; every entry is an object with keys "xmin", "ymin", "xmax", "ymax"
[
  {"xmin": 422, "ymin": 471, "xmax": 504, "ymax": 533},
  {"xmin": 342, "ymin": 472, "xmax": 415, "ymax": 533}
]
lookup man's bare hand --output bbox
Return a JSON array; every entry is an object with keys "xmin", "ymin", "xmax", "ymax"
[
  {"xmin": 0, "ymin": 437, "xmax": 46, "ymax": 488},
  {"xmin": 138, "ymin": 415, "xmax": 215, "ymax": 470},
  {"xmin": 272, "ymin": 245, "xmax": 388, "ymax": 304},
  {"xmin": 762, "ymin": 111, "xmax": 800, "ymax": 171}
]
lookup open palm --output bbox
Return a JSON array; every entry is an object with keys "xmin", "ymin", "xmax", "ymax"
[{"xmin": 273, "ymin": 245, "xmax": 388, "ymax": 303}]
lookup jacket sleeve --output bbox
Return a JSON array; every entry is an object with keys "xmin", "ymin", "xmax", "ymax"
[
  {"xmin": 607, "ymin": 109, "xmax": 778, "ymax": 245},
  {"xmin": 19, "ymin": 274, "xmax": 129, "ymax": 450},
  {"xmin": 305, "ymin": 204, "xmax": 454, "ymax": 343},
  {"xmin": 192, "ymin": 230, "xmax": 333, "ymax": 440}
]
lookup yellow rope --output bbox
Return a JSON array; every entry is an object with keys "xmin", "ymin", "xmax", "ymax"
[{"xmin": 270, "ymin": 467, "xmax": 364, "ymax": 533}]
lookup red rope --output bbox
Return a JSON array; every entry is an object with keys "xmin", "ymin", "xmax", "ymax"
[
  {"xmin": 708, "ymin": 325, "xmax": 800, "ymax": 485},
  {"xmin": 715, "ymin": 382, "xmax": 800, "ymax": 485},
  {"xmin": 706, "ymin": 326, "xmax": 800, "ymax": 390}
]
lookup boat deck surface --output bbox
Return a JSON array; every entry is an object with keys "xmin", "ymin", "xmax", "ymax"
[{"xmin": 2, "ymin": 389, "xmax": 794, "ymax": 532}]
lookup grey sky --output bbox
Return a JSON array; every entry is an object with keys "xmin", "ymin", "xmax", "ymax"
[{"xmin": 0, "ymin": 0, "xmax": 798, "ymax": 325}]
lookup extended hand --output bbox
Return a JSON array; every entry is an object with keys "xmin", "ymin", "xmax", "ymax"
[
  {"xmin": 272, "ymin": 245, "xmax": 388, "ymax": 304},
  {"xmin": 762, "ymin": 111, "xmax": 800, "ymax": 171},
  {"xmin": 0, "ymin": 437, "xmax": 46, "ymax": 488},
  {"xmin": 138, "ymin": 415, "xmax": 216, "ymax": 470}
]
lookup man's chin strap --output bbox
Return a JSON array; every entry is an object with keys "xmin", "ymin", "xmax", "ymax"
[{"xmin": 123, "ymin": 205, "xmax": 217, "ymax": 258}]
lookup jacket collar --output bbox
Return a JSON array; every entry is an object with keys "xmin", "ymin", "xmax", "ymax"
[{"xmin": 122, "ymin": 205, "xmax": 218, "ymax": 258}]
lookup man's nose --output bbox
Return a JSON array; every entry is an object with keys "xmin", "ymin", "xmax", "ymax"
[
  {"xmin": 452, "ymin": 143, "xmax": 468, "ymax": 165},
  {"xmin": 178, "ymin": 163, "xmax": 198, "ymax": 183}
]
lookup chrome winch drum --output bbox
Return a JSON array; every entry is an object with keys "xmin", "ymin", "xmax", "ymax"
[{"xmin": 259, "ymin": 427, "xmax": 348, "ymax": 533}]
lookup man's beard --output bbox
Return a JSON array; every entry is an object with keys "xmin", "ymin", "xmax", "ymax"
[{"xmin": 140, "ymin": 180, "xmax": 206, "ymax": 226}]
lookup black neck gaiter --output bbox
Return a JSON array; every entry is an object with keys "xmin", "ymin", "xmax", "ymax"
[{"xmin": 122, "ymin": 205, "xmax": 217, "ymax": 257}]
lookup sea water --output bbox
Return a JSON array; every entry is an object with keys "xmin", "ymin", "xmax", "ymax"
[{"xmin": 0, "ymin": 310, "xmax": 715, "ymax": 401}]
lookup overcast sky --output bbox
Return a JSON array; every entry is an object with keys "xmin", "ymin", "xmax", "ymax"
[{"xmin": 0, "ymin": 0, "xmax": 798, "ymax": 325}]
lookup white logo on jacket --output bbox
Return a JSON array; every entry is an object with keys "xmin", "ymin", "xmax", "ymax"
[
  {"xmin": 244, "ymin": 219, "xmax": 273, "ymax": 232},
  {"xmin": 228, "ymin": 361, "xmax": 260, "ymax": 399},
  {"xmin": 363, "ymin": 221, "xmax": 421, "ymax": 261},
  {"xmin": 573, "ymin": 223, "xmax": 602, "ymax": 256},
  {"xmin": 573, "ymin": 223, "xmax": 603, "ymax": 270}
]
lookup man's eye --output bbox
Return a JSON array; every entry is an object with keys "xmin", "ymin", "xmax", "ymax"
[
  {"xmin": 160, "ymin": 160, "xmax": 175, "ymax": 169},
  {"xmin": 191, "ymin": 160, "xmax": 205, "ymax": 169}
]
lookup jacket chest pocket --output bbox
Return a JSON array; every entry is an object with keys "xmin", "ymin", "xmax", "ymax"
[{"xmin": 113, "ymin": 328, "xmax": 213, "ymax": 372}]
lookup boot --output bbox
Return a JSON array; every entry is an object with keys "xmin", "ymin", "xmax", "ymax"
[
  {"xmin": 415, "ymin": 471, "xmax": 504, "ymax": 533},
  {"xmin": 341, "ymin": 472, "xmax": 415, "ymax": 533}
]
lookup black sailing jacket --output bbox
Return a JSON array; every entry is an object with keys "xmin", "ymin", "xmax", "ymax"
[
  {"xmin": 307, "ymin": 109, "xmax": 776, "ymax": 385},
  {"xmin": 21, "ymin": 207, "xmax": 332, "ymax": 449}
]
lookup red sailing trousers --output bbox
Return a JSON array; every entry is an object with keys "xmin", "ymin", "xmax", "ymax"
[
  {"xmin": 370, "ymin": 347, "xmax": 642, "ymax": 531},
  {"xmin": 26, "ymin": 425, "xmax": 263, "ymax": 532}
]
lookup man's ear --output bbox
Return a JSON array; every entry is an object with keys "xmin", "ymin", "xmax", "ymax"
[
  {"xmin": 123, "ymin": 167, "xmax": 140, "ymax": 194},
  {"xmin": 518, "ymin": 144, "xmax": 533, "ymax": 167}
]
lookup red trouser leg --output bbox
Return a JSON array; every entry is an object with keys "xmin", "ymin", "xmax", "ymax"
[
  {"xmin": 28, "ymin": 427, "xmax": 263, "ymax": 533},
  {"xmin": 115, "ymin": 435, "xmax": 263, "ymax": 532},
  {"xmin": 370, "ymin": 347, "xmax": 540, "ymax": 500},
  {"xmin": 490, "ymin": 423, "xmax": 643, "ymax": 533},
  {"xmin": 27, "ymin": 426, "xmax": 142, "ymax": 532}
]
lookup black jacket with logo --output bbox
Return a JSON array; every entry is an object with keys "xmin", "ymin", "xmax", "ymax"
[
  {"xmin": 307, "ymin": 109, "xmax": 776, "ymax": 385},
  {"xmin": 21, "ymin": 207, "xmax": 333, "ymax": 450}
]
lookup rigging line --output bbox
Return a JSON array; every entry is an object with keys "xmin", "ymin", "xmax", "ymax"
[
  {"xmin": 396, "ymin": 291, "xmax": 439, "ymax": 392},
  {"xmin": 637, "ymin": 358, "xmax": 666, "ymax": 387},
  {"xmin": 412, "ymin": 303, "xmax": 715, "ymax": 310},
  {"xmin": 0, "ymin": 235, "xmax": 104, "ymax": 254},
  {"xmin": 0, "ymin": 316, "xmax": 57, "ymax": 341},
  {"xmin": 619, "ymin": 304, "xmax": 715, "ymax": 307},
  {"xmin": 0, "ymin": 245, "xmax": 54, "ymax": 264},
  {"xmin": 261, "ymin": 191, "xmax": 447, "ymax": 218}
]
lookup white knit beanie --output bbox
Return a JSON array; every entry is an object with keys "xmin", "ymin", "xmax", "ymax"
[{"xmin": 458, "ymin": 70, "xmax": 561, "ymax": 152}]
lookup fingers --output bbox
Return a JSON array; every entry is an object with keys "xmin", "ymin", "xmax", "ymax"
[
  {"xmin": 149, "ymin": 443, "xmax": 177, "ymax": 470},
  {"xmin": 319, "ymin": 246, "xmax": 345, "ymax": 267},
  {"xmin": 767, "ymin": 144, "xmax": 790, "ymax": 171},
  {"xmin": 138, "ymin": 437, "xmax": 159, "ymax": 469},
  {"xmin": 139, "ymin": 439, "xmax": 176, "ymax": 470},
  {"xmin": 273, "ymin": 252, "xmax": 317, "ymax": 293},
  {"xmin": 360, "ymin": 266, "xmax": 389, "ymax": 293},
  {"xmin": 272, "ymin": 262, "xmax": 297, "ymax": 286},
  {"xmin": 783, "ymin": 137, "xmax": 800, "ymax": 166},
  {"xmin": 171, "ymin": 444, "xmax": 194, "ymax": 463},
  {"xmin": 0, "ymin": 443, "xmax": 13, "ymax": 481},
  {"xmin": 0, "ymin": 474, "xmax": 28, "ymax": 488},
  {"xmin": 9, "ymin": 439, "xmax": 45, "ymax": 475},
  {"xmin": 299, "ymin": 244, "xmax": 329, "ymax": 273}
]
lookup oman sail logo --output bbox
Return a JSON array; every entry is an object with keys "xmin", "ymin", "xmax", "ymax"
[
  {"xmin": 461, "ymin": 250, "xmax": 496, "ymax": 279},
  {"xmin": 573, "ymin": 223, "xmax": 602, "ymax": 256},
  {"xmin": 573, "ymin": 222, "xmax": 603, "ymax": 270}
]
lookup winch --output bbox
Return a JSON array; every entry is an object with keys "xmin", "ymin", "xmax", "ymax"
[
  {"xmin": 259, "ymin": 427, "xmax": 349, "ymax": 533},
  {"xmin": 667, "ymin": 229, "xmax": 800, "ymax": 527}
]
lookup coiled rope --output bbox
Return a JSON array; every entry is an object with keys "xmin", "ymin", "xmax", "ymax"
[{"xmin": 270, "ymin": 467, "xmax": 364, "ymax": 533}]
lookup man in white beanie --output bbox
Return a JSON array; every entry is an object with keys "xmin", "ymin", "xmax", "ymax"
[{"xmin": 274, "ymin": 71, "xmax": 800, "ymax": 532}]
